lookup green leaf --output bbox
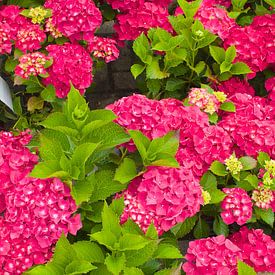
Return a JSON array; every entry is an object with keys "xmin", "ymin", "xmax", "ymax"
[
  {"xmin": 146, "ymin": 57, "xmax": 170, "ymax": 79},
  {"xmin": 225, "ymin": 46, "xmax": 236, "ymax": 63},
  {"xmin": 220, "ymin": 102, "xmax": 236, "ymax": 112},
  {"xmin": 264, "ymin": 0, "xmax": 275, "ymax": 7},
  {"xmin": 255, "ymin": 207, "xmax": 274, "ymax": 227},
  {"xmin": 105, "ymin": 253, "xmax": 126, "ymax": 275},
  {"xmin": 232, "ymin": 0, "xmax": 248, "ymax": 10},
  {"xmin": 133, "ymin": 33, "xmax": 152, "ymax": 64},
  {"xmin": 239, "ymin": 156, "xmax": 257, "ymax": 170},
  {"xmin": 171, "ymin": 215, "xmax": 198, "ymax": 238},
  {"xmin": 209, "ymin": 161, "xmax": 228, "ymax": 176},
  {"xmin": 230, "ymin": 62, "xmax": 252, "ymax": 75},
  {"xmin": 123, "ymin": 267, "xmax": 144, "ymax": 275},
  {"xmin": 200, "ymin": 171, "xmax": 217, "ymax": 191},
  {"xmin": 244, "ymin": 174, "xmax": 259, "ymax": 189},
  {"xmin": 153, "ymin": 243, "xmax": 182, "ymax": 259},
  {"xmin": 65, "ymin": 260, "xmax": 97, "ymax": 274},
  {"xmin": 178, "ymin": 0, "xmax": 203, "ymax": 18},
  {"xmin": 208, "ymin": 112, "xmax": 218, "ymax": 124},
  {"xmin": 119, "ymin": 234, "xmax": 151, "ymax": 251},
  {"xmin": 53, "ymin": 234, "xmax": 77, "ymax": 268},
  {"xmin": 166, "ymin": 78, "xmax": 185, "ymax": 92},
  {"xmin": 27, "ymin": 96, "xmax": 44, "ymax": 112},
  {"xmin": 72, "ymin": 241, "xmax": 104, "ymax": 263},
  {"xmin": 102, "ymin": 201, "xmax": 121, "ymax": 238},
  {"xmin": 145, "ymin": 223, "xmax": 158, "ymax": 240},
  {"xmin": 124, "ymin": 242, "xmax": 158, "ymax": 267},
  {"xmin": 5, "ymin": 57, "xmax": 18, "ymax": 72},
  {"xmin": 89, "ymin": 170, "xmax": 125, "ymax": 202},
  {"xmin": 237, "ymin": 261, "xmax": 257, "ymax": 275},
  {"xmin": 71, "ymin": 178, "xmax": 94, "ymax": 205},
  {"xmin": 220, "ymin": 61, "xmax": 232, "ymax": 74},
  {"xmin": 71, "ymin": 143, "xmax": 99, "ymax": 179},
  {"xmin": 91, "ymin": 230, "xmax": 117, "ymax": 250},
  {"xmin": 209, "ymin": 46, "xmax": 225, "ymax": 64},
  {"xmin": 39, "ymin": 134, "xmax": 64, "ymax": 161},
  {"xmin": 193, "ymin": 218, "xmax": 210, "ymax": 239},
  {"xmin": 257, "ymin": 152, "xmax": 270, "ymax": 167},
  {"xmin": 29, "ymin": 160, "xmax": 62, "ymax": 179},
  {"xmin": 213, "ymin": 216, "xmax": 229, "ymax": 237},
  {"xmin": 131, "ymin": 64, "xmax": 146, "ymax": 79},
  {"xmin": 209, "ymin": 189, "xmax": 226, "ymax": 204},
  {"xmin": 114, "ymin": 158, "xmax": 137, "ymax": 184},
  {"xmin": 110, "ymin": 197, "xmax": 125, "ymax": 217},
  {"xmin": 128, "ymin": 130, "xmax": 150, "ymax": 161},
  {"xmin": 41, "ymin": 85, "xmax": 56, "ymax": 102}
]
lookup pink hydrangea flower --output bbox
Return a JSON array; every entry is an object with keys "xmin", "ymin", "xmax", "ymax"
[
  {"xmin": 183, "ymin": 235, "xmax": 242, "ymax": 275},
  {"xmin": 0, "ymin": 131, "xmax": 81, "ymax": 274},
  {"xmin": 88, "ymin": 36, "xmax": 119, "ymax": 63},
  {"xmin": 15, "ymin": 24, "xmax": 46, "ymax": 52},
  {"xmin": 43, "ymin": 43, "xmax": 93, "ymax": 98},
  {"xmin": 230, "ymin": 227, "xmax": 275, "ymax": 273},
  {"xmin": 15, "ymin": 52, "xmax": 50, "ymax": 79},
  {"xmin": 0, "ymin": 22, "xmax": 12, "ymax": 54},
  {"xmin": 44, "ymin": 0, "xmax": 102, "ymax": 42},
  {"xmin": 265, "ymin": 77, "xmax": 275, "ymax": 102},
  {"xmin": 45, "ymin": 17, "xmax": 62, "ymax": 39},
  {"xmin": 217, "ymin": 77, "xmax": 255, "ymax": 98},
  {"xmin": 221, "ymin": 188, "xmax": 253, "ymax": 225},
  {"xmin": 114, "ymin": 2, "xmax": 172, "ymax": 41},
  {"xmin": 252, "ymin": 185, "xmax": 274, "ymax": 209},
  {"xmin": 119, "ymin": 166, "xmax": 203, "ymax": 234}
]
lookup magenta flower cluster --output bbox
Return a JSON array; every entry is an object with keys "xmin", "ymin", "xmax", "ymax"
[
  {"xmin": 183, "ymin": 227, "xmax": 275, "ymax": 274},
  {"xmin": 44, "ymin": 0, "xmax": 102, "ymax": 42},
  {"xmin": 0, "ymin": 131, "xmax": 81, "ymax": 274},
  {"xmin": 43, "ymin": 43, "xmax": 93, "ymax": 98}
]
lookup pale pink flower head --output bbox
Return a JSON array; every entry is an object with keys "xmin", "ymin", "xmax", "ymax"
[
  {"xmin": 88, "ymin": 36, "xmax": 119, "ymax": 63},
  {"xmin": 119, "ymin": 166, "xmax": 203, "ymax": 235},
  {"xmin": 114, "ymin": 2, "xmax": 172, "ymax": 41},
  {"xmin": 15, "ymin": 24, "xmax": 46, "ymax": 53},
  {"xmin": 15, "ymin": 52, "xmax": 50, "ymax": 79},
  {"xmin": 0, "ymin": 131, "xmax": 82, "ymax": 274},
  {"xmin": 183, "ymin": 235, "xmax": 242, "ymax": 275},
  {"xmin": 43, "ymin": 43, "xmax": 93, "ymax": 98},
  {"xmin": 221, "ymin": 188, "xmax": 253, "ymax": 225},
  {"xmin": 252, "ymin": 185, "xmax": 274, "ymax": 209},
  {"xmin": 44, "ymin": 0, "xmax": 102, "ymax": 42},
  {"xmin": 188, "ymin": 88, "xmax": 220, "ymax": 115},
  {"xmin": 230, "ymin": 227, "xmax": 275, "ymax": 273},
  {"xmin": 45, "ymin": 17, "xmax": 62, "ymax": 39}
]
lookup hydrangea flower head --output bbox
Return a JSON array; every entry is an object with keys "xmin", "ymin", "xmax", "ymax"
[
  {"xmin": 221, "ymin": 188, "xmax": 253, "ymax": 225},
  {"xmin": 230, "ymin": 227, "xmax": 275, "ymax": 273},
  {"xmin": 0, "ymin": 22, "xmax": 12, "ymax": 54},
  {"xmin": 15, "ymin": 24, "xmax": 46, "ymax": 52},
  {"xmin": 225, "ymin": 154, "xmax": 243, "ymax": 174},
  {"xmin": 120, "ymin": 166, "xmax": 203, "ymax": 234},
  {"xmin": 202, "ymin": 190, "xmax": 211, "ymax": 205},
  {"xmin": 15, "ymin": 52, "xmax": 50, "ymax": 79},
  {"xmin": 188, "ymin": 88, "xmax": 220, "ymax": 115},
  {"xmin": 44, "ymin": 0, "xmax": 102, "ymax": 41},
  {"xmin": 114, "ymin": 2, "xmax": 172, "ymax": 41},
  {"xmin": 252, "ymin": 185, "xmax": 274, "ymax": 209},
  {"xmin": 43, "ymin": 43, "xmax": 93, "ymax": 98},
  {"xmin": 88, "ymin": 36, "xmax": 119, "ymax": 63},
  {"xmin": 0, "ymin": 131, "xmax": 82, "ymax": 274},
  {"xmin": 183, "ymin": 235, "xmax": 242, "ymax": 275}
]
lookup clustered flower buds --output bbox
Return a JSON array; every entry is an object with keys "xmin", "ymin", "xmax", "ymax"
[
  {"xmin": 15, "ymin": 52, "xmax": 50, "ymax": 79},
  {"xmin": 252, "ymin": 185, "xmax": 274, "ymax": 209},
  {"xmin": 28, "ymin": 7, "xmax": 48, "ymax": 24},
  {"xmin": 224, "ymin": 154, "xmax": 243, "ymax": 174}
]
